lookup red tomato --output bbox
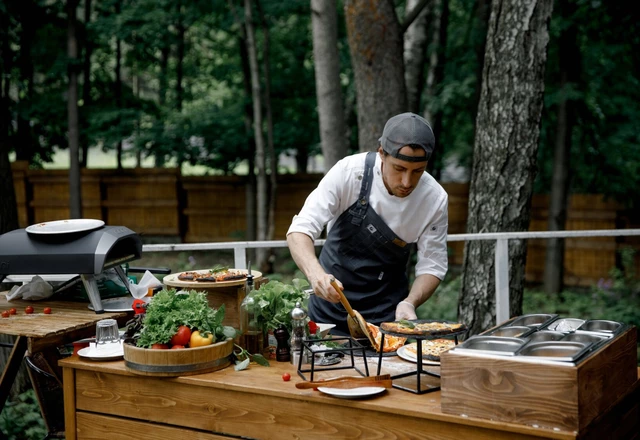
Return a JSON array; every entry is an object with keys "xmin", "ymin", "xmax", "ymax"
[
  {"xmin": 170, "ymin": 325, "xmax": 192, "ymax": 346},
  {"xmin": 282, "ymin": 372, "xmax": 291, "ymax": 382},
  {"xmin": 1, "ymin": 311, "xmax": 9, "ymax": 318},
  {"xmin": 151, "ymin": 343, "xmax": 170, "ymax": 350},
  {"xmin": 171, "ymin": 345, "xmax": 185, "ymax": 349},
  {"xmin": 43, "ymin": 307, "xmax": 52, "ymax": 314},
  {"xmin": 308, "ymin": 321, "xmax": 319, "ymax": 335},
  {"xmin": 9, "ymin": 308, "xmax": 16, "ymax": 315},
  {"xmin": 25, "ymin": 306, "xmax": 34, "ymax": 314}
]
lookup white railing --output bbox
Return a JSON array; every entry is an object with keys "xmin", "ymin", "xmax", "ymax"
[{"xmin": 143, "ymin": 229, "xmax": 640, "ymax": 325}]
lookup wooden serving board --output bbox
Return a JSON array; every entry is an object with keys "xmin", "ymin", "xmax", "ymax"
[{"xmin": 162, "ymin": 269, "xmax": 262, "ymax": 289}]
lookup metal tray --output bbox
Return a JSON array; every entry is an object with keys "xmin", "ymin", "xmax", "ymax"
[
  {"xmin": 452, "ymin": 336, "xmax": 525, "ymax": 356},
  {"xmin": 562, "ymin": 331, "xmax": 609, "ymax": 344},
  {"xmin": 542, "ymin": 318, "xmax": 585, "ymax": 333},
  {"xmin": 516, "ymin": 341, "xmax": 592, "ymax": 362},
  {"xmin": 577, "ymin": 319, "xmax": 624, "ymax": 335},
  {"xmin": 510, "ymin": 314, "xmax": 558, "ymax": 328},
  {"xmin": 527, "ymin": 331, "xmax": 566, "ymax": 343},
  {"xmin": 485, "ymin": 325, "xmax": 535, "ymax": 338}
]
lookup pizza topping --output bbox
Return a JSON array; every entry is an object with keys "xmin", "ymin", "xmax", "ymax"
[
  {"xmin": 366, "ymin": 323, "xmax": 406, "ymax": 353},
  {"xmin": 404, "ymin": 339, "xmax": 456, "ymax": 361},
  {"xmin": 380, "ymin": 320, "xmax": 466, "ymax": 335},
  {"xmin": 177, "ymin": 267, "xmax": 247, "ymax": 283}
]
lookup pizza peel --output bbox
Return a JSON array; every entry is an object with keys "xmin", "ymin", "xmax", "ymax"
[{"xmin": 329, "ymin": 278, "xmax": 374, "ymax": 345}]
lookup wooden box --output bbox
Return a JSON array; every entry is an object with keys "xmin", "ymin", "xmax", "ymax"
[{"xmin": 440, "ymin": 326, "xmax": 637, "ymax": 432}]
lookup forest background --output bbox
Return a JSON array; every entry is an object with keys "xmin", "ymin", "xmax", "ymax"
[{"xmin": 1, "ymin": 0, "xmax": 640, "ymax": 437}]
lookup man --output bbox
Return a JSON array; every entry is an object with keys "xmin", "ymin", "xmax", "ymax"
[{"xmin": 286, "ymin": 112, "xmax": 448, "ymax": 336}]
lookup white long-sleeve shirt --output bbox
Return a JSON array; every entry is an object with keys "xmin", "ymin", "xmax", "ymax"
[{"xmin": 287, "ymin": 152, "xmax": 448, "ymax": 280}]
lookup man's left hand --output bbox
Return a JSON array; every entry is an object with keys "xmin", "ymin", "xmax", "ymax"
[{"xmin": 395, "ymin": 300, "xmax": 417, "ymax": 320}]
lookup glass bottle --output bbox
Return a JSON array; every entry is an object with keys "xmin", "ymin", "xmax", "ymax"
[
  {"xmin": 240, "ymin": 262, "xmax": 262, "ymax": 354},
  {"xmin": 290, "ymin": 301, "xmax": 307, "ymax": 366}
]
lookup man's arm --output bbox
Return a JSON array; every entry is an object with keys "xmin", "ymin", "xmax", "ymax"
[
  {"xmin": 286, "ymin": 232, "xmax": 341, "ymax": 303},
  {"xmin": 395, "ymin": 274, "xmax": 441, "ymax": 320}
]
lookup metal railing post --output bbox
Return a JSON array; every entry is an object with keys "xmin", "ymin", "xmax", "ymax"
[
  {"xmin": 233, "ymin": 245, "xmax": 247, "ymax": 269},
  {"xmin": 495, "ymin": 238, "xmax": 510, "ymax": 324}
]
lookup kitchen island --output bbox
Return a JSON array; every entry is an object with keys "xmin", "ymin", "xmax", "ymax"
[{"xmin": 59, "ymin": 353, "xmax": 639, "ymax": 440}]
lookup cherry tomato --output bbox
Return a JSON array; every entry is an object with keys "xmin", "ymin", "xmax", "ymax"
[
  {"xmin": 1, "ymin": 311, "xmax": 9, "ymax": 318},
  {"xmin": 171, "ymin": 345, "xmax": 185, "ymax": 349},
  {"xmin": 282, "ymin": 372, "xmax": 291, "ymax": 382},
  {"xmin": 25, "ymin": 306, "xmax": 34, "ymax": 314},
  {"xmin": 308, "ymin": 321, "xmax": 319, "ymax": 335},
  {"xmin": 151, "ymin": 343, "xmax": 170, "ymax": 349},
  {"xmin": 9, "ymin": 308, "xmax": 16, "ymax": 315},
  {"xmin": 170, "ymin": 325, "xmax": 192, "ymax": 346},
  {"xmin": 43, "ymin": 307, "xmax": 52, "ymax": 314}
]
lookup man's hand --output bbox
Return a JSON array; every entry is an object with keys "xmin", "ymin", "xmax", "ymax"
[
  {"xmin": 395, "ymin": 300, "xmax": 417, "ymax": 320},
  {"xmin": 310, "ymin": 274, "xmax": 342, "ymax": 304}
]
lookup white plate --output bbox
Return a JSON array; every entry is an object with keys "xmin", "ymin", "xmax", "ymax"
[
  {"xmin": 396, "ymin": 345, "xmax": 441, "ymax": 366},
  {"xmin": 88, "ymin": 296, "xmax": 150, "ymax": 312},
  {"xmin": 317, "ymin": 323, "xmax": 336, "ymax": 338},
  {"xmin": 317, "ymin": 386, "xmax": 386, "ymax": 399},
  {"xmin": 78, "ymin": 341, "xmax": 124, "ymax": 361},
  {"xmin": 26, "ymin": 219, "xmax": 105, "ymax": 235}
]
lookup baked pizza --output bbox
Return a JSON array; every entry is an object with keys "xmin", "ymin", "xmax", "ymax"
[
  {"xmin": 177, "ymin": 268, "xmax": 247, "ymax": 283},
  {"xmin": 380, "ymin": 319, "xmax": 466, "ymax": 336},
  {"xmin": 365, "ymin": 322, "xmax": 406, "ymax": 353},
  {"xmin": 403, "ymin": 338, "xmax": 456, "ymax": 361}
]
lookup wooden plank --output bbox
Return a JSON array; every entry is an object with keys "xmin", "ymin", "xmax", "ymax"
[{"xmin": 63, "ymin": 367, "xmax": 77, "ymax": 440}]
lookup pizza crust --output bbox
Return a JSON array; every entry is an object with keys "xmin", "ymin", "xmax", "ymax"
[
  {"xmin": 380, "ymin": 320, "xmax": 466, "ymax": 336},
  {"xmin": 403, "ymin": 338, "xmax": 456, "ymax": 361},
  {"xmin": 365, "ymin": 323, "xmax": 406, "ymax": 353}
]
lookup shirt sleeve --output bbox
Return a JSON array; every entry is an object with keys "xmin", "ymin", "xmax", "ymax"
[
  {"xmin": 286, "ymin": 159, "xmax": 348, "ymax": 240},
  {"xmin": 414, "ymin": 192, "xmax": 449, "ymax": 280}
]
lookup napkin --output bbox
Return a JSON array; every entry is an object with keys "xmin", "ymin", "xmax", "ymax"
[
  {"xmin": 128, "ymin": 270, "xmax": 163, "ymax": 299},
  {"xmin": 6, "ymin": 276, "xmax": 54, "ymax": 301}
]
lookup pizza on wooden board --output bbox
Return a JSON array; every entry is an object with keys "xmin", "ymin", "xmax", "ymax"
[
  {"xmin": 404, "ymin": 339, "xmax": 456, "ymax": 361},
  {"xmin": 365, "ymin": 322, "xmax": 406, "ymax": 353},
  {"xmin": 177, "ymin": 268, "xmax": 247, "ymax": 283},
  {"xmin": 380, "ymin": 320, "xmax": 466, "ymax": 336}
]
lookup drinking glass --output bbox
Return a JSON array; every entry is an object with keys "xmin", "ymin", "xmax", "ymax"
[{"xmin": 95, "ymin": 319, "xmax": 120, "ymax": 345}]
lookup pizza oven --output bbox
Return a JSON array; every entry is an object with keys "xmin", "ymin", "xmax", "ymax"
[{"xmin": 0, "ymin": 222, "xmax": 143, "ymax": 314}]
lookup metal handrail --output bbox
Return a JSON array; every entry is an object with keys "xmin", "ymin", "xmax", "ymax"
[{"xmin": 142, "ymin": 229, "xmax": 640, "ymax": 325}]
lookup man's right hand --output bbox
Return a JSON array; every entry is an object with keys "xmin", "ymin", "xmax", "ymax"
[{"xmin": 310, "ymin": 273, "xmax": 342, "ymax": 304}]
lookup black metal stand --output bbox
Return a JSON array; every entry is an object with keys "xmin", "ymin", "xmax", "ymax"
[
  {"xmin": 376, "ymin": 329, "xmax": 465, "ymax": 394},
  {"xmin": 297, "ymin": 336, "xmax": 369, "ymax": 381}
]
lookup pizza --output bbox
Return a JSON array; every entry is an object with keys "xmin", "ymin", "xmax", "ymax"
[
  {"xmin": 177, "ymin": 268, "xmax": 247, "ymax": 283},
  {"xmin": 365, "ymin": 322, "xmax": 406, "ymax": 353},
  {"xmin": 403, "ymin": 338, "xmax": 456, "ymax": 361},
  {"xmin": 380, "ymin": 320, "xmax": 466, "ymax": 336}
]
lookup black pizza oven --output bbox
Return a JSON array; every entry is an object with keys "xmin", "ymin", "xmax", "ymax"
[{"xmin": 0, "ymin": 225, "xmax": 143, "ymax": 314}]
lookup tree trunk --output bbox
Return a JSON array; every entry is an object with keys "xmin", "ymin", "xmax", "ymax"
[
  {"xmin": 68, "ymin": 0, "xmax": 82, "ymax": 219},
  {"xmin": 345, "ymin": 0, "xmax": 406, "ymax": 152},
  {"xmin": 544, "ymin": 0, "xmax": 579, "ymax": 294},
  {"xmin": 404, "ymin": 0, "xmax": 431, "ymax": 114},
  {"xmin": 15, "ymin": 0, "xmax": 35, "ymax": 163},
  {"xmin": 459, "ymin": 0, "xmax": 554, "ymax": 335},
  {"xmin": 244, "ymin": 0, "xmax": 268, "ymax": 270},
  {"xmin": 81, "ymin": 0, "xmax": 92, "ymax": 168},
  {"xmin": 423, "ymin": 0, "xmax": 448, "ymax": 179},
  {"xmin": 115, "ymin": 1, "xmax": 123, "ymax": 170},
  {"xmin": 311, "ymin": 0, "xmax": 348, "ymax": 172},
  {"xmin": 176, "ymin": 2, "xmax": 185, "ymax": 112}
]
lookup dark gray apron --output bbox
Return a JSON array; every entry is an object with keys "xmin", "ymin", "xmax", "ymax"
[{"xmin": 310, "ymin": 152, "xmax": 413, "ymax": 336}]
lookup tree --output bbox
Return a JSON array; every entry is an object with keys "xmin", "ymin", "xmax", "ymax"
[
  {"xmin": 311, "ymin": 0, "xmax": 348, "ymax": 171},
  {"xmin": 459, "ymin": 0, "xmax": 554, "ymax": 335},
  {"xmin": 67, "ymin": 0, "xmax": 82, "ymax": 219}
]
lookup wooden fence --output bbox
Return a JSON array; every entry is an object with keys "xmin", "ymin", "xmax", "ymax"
[{"xmin": 10, "ymin": 161, "xmax": 639, "ymax": 286}]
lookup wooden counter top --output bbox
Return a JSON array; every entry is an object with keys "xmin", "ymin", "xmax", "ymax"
[{"xmin": 59, "ymin": 354, "xmax": 640, "ymax": 440}]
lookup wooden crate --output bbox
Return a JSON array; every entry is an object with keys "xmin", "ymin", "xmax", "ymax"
[{"xmin": 440, "ymin": 326, "xmax": 638, "ymax": 432}]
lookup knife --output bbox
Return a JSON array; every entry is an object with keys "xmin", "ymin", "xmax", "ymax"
[{"xmin": 295, "ymin": 374, "xmax": 392, "ymax": 389}]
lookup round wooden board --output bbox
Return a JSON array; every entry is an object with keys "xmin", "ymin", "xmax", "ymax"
[{"xmin": 163, "ymin": 268, "xmax": 262, "ymax": 289}]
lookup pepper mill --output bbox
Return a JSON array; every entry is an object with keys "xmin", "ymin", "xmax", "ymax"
[
  {"xmin": 274, "ymin": 325, "xmax": 291, "ymax": 362},
  {"xmin": 290, "ymin": 302, "xmax": 307, "ymax": 366}
]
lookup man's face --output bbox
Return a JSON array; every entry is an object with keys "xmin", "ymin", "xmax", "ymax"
[{"xmin": 378, "ymin": 146, "xmax": 427, "ymax": 198}]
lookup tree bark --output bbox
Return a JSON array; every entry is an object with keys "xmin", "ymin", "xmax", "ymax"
[
  {"xmin": 244, "ymin": 0, "xmax": 268, "ymax": 270},
  {"xmin": 81, "ymin": 0, "xmax": 92, "ymax": 168},
  {"xmin": 459, "ymin": 0, "xmax": 554, "ymax": 335},
  {"xmin": 345, "ymin": 0, "xmax": 407, "ymax": 152},
  {"xmin": 311, "ymin": 0, "xmax": 348, "ymax": 172},
  {"xmin": 544, "ymin": 0, "xmax": 579, "ymax": 294},
  {"xmin": 68, "ymin": 0, "xmax": 82, "ymax": 219},
  {"xmin": 15, "ymin": 0, "xmax": 35, "ymax": 163},
  {"xmin": 115, "ymin": 0, "xmax": 123, "ymax": 170},
  {"xmin": 404, "ymin": 0, "xmax": 431, "ymax": 114}
]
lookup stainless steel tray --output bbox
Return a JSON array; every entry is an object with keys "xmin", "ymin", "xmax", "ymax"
[
  {"xmin": 527, "ymin": 330, "xmax": 566, "ymax": 343},
  {"xmin": 485, "ymin": 325, "xmax": 535, "ymax": 338},
  {"xmin": 451, "ymin": 336, "xmax": 525, "ymax": 356},
  {"xmin": 516, "ymin": 341, "xmax": 592, "ymax": 362},
  {"xmin": 577, "ymin": 319, "xmax": 624, "ymax": 335},
  {"xmin": 510, "ymin": 313, "xmax": 558, "ymax": 328},
  {"xmin": 541, "ymin": 317, "xmax": 585, "ymax": 332},
  {"xmin": 562, "ymin": 331, "xmax": 610, "ymax": 344}
]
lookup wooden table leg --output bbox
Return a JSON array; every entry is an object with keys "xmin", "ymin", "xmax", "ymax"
[
  {"xmin": 62, "ymin": 367, "xmax": 77, "ymax": 440},
  {"xmin": 0, "ymin": 336, "xmax": 28, "ymax": 413}
]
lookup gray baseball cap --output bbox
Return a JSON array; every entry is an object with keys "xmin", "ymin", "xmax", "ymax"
[{"xmin": 378, "ymin": 112, "xmax": 435, "ymax": 162}]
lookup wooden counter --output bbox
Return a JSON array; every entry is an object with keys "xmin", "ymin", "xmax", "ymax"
[{"xmin": 59, "ymin": 354, "xmax": 639, "ymax": 440}]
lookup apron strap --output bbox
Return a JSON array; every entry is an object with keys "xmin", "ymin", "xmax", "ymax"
[{"xmin": 348, "ymin": 152, "xmax": 376, "ymax": 226}]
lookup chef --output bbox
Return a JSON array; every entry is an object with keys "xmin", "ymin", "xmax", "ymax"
[{"xmin": 286, "ymin": 112, "xmax": 449, "ymax": 336}]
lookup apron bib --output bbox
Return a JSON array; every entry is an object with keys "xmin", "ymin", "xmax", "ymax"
[{"xmin": 310, "ymin": 152, "xmax": 414, "ymax": 336}]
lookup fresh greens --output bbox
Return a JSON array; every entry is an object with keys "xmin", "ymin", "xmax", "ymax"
[
  {"xmin": 136, "ymin": 288, "xmax": 238, "ymax": 348},
  {"xmin": 233, "ymin": 344, "xmax": 270, "ymax": 371},
  {"xmin": 246, "ymin": 279, "xmax": 311, "ymax": 334},
  {"xmin": 399, "ymin": 319, "xmax": 416, "ymax": 329}
]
